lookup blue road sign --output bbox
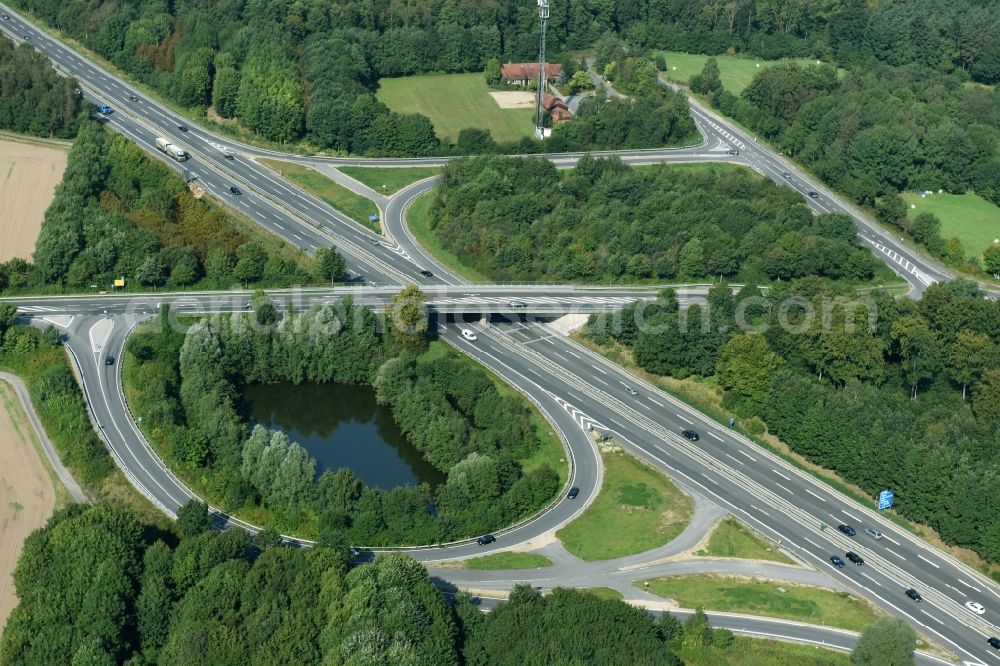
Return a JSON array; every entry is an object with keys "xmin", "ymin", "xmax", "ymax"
[
  {"xmin": 878, "ymin": 490, "xmax": 894, "ymax": 510},
  {"xmin": 368, "ymin": 213, "xmax": 379, "ymax": 222}
]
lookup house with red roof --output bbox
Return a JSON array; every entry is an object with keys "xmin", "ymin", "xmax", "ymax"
[{"xmin": 501, "ymin": 62, "xmax": 562, "ymax": 86}]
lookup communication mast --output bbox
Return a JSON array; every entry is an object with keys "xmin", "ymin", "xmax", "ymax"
[{"xmin": 534, "ymin": 0, "xmax": 549, "ymax": 139}]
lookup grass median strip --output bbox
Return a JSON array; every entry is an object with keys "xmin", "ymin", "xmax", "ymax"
[
  {"xmin": 258, "ymin": 159, "xmax": 380, "ymax": 232},
  {"xmin": 463, "ymin": 552, "xmax": 553, "ymax": 570},
  {"xmin": 556, "ymin": 444, "xmax": 693, "ymax": 561},
  {"xmin": 702, "ymin": 517, "xmax": 794, "ymax": 564},
  {"xmin": 338, "ymin": 166, "xmax": 440, "ymax": 195},
  {"xmin": 640, "ymin": 574, "xmax": 883, "ymax": 632}
]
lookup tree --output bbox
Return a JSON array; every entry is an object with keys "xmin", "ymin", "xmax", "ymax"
[
  {"xmin": 0, "ymin": 302, "xmax": 18, "ymax": 335},
  {"xmin": 691, "ymin": 57, "xmax": 722, "ymax": 95},
  {"xmin": 973, "ymin": 369, "xmax": 1000, "ymax": 425},
  {"xmin": 948, "ymin": 330, "xmax": 993, "ymax": 398},
  {"xmin": 569, "ymin": 70, "xmax": 595, "ymax": 94},
  {"xmin": 484, "ymin": 57, "xmax": 501, "ymax": 86},
  {"xmin": 314, "ymin": 247, "xmax": 346, "ymax": 282},
  {"xmin": 983, "ymin": 242, "xmax": 1000, "ymax": 276},
  {"xmin": 388, "ymin": 284, "xmax": 428, "ymax": 351},
  {"xmin": 851, "ymin": 617, "xmax": 916, "ymax": 665},
  {"xmin": 234, "ymin": 242, "xmax": 267, "ymax": 285},
  {"xmin": 716, "ymin": 333, "xmax": 784, "ymax": 415},
  {"xmin": 891, "ymin": 315, "xmax": 940, "ymax": 398},
  {"xmin": 176, "ymin": 499, "xmax": 211, "ymax": 537}
]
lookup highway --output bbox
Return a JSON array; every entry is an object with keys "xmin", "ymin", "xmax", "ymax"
[{"xmin": 3, "ymin": 4, "xmax": 1000, "ymax": 662}]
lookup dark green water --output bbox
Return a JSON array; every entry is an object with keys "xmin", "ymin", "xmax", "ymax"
[{"xmin": 243, "ymin": 382, "xmax": 445, "ymax": 490}]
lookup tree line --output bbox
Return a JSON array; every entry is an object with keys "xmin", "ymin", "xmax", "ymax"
[
  {"xmin": 125, "ymin": 299, "xmax": 559, "ymax": 544},
  {"xmin": 0, "ymin": 34, "xmax": 82, "ymax": 138},
  {"xmin": 429, "ymin": 155, "xmax": 884, "ymax": 284},
  {"xmin": 14, "ymin": 118, "xmax": 325, "ymax": 294},
  {"xmin": 585, "ymin": 279, "xmax": 1000, "ymax": 563},
  {"xmin": 3, "ymin": 500, "xmax": 779, "ymax": 665}
]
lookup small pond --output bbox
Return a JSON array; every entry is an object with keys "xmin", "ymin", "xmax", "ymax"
[{"xmin": 243, "ymin": 381, "xmax": 445, "ymax": 490}]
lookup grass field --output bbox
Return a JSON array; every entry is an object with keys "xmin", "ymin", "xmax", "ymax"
[
  {"xmin": 642, "ymin": 575, "xmax": 882, "ymax": 632},
  {"xmin": 657, "ymin": 51, "xmax": 827, "ymax": 94},
  {"xmin": 377, "ymin": 73, "xmax": 536, "ymax": 143},
  {"xmin": 902, "ymin": 191, "xmax": 1000, "ymax": 260},
  {"xmin": 463, "ymin": 552, "xmax": 553, "ymax": 570},
  {"xmin": 338, "ymin": 166, "xmax": 440, "ymax": 195},
  {"xmin": 678, "ymin": 636, "xmax": 850, "ymax": 666},
  {"xmin": 407, "ymin": 190, "xmax": 491, "ymax": 283},
  {"xmin": 556, "ymin": 446, "xmax": 693, "ymax": 561},
  {"xmin": 258, "ymin": 159, "xmax": 380, "ymax": 232},
  {"xmin": 703, "ymin": 517, "xmax": 794, "ymax": 564}
]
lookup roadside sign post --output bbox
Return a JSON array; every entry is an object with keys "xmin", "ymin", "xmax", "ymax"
[{"xmin": 878, "ymin": 490, "xmax": 894, "ymax": 511}]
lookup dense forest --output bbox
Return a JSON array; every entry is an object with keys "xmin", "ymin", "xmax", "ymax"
[
  {"xmin": 585, "ymin": 279, "xmax": 1000, "ymax": 563},
  {"xmin": 429, "ymin": 155, "xmax": 883, "ymax": 284},
  {"xmin": 125, "ymin": 300, "xmax": 559, "ymax": 544},
  {"xmin": 1, "ymin": 501, "xmax": 757, "ymax": 665},
  {"xmin": 12, "ymin": 118, "xmax": 317, "ymax": 293},
  {"xmin": 0, "ymin": 34, "xmax": 82, "ymax": 137},
  {"xmin": 4, "ymin": 0, "xmax": 698, "ymax": 154}
]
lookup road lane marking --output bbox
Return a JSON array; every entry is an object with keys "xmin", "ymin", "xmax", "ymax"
[
  {"xmin": 917, "ymin": 554, "xmax": 940, "ymax": 568},
  {"xmin": 884, "ymin": 549, "xmax": 906, "ymax": 561},
  {"xmin": 920, "ymin": 610, "xmax": 944, "ymax": 625},
  {"xmin": 750, "ymin": 505, "xmax": 770, "ymax": 517},
  {"xmin": 648, "ymin": 397, "xmax": 664, "ymax": 407},
  {"xmin": 708, "ymin": 432, "xmax": 724, "ymax": 441},
  {"xmin": 804, "ymin": 488, "xmax": 826, "ymax": 502},
  {"xmin": 772, "ymin": 469, "xmax": 791, "ymax": 481},
  {"xmin": 958, "ymin": 579, "xmax": 982, "ymax": 592},
  {"xmin": 802, "ymin": 536, "xmax": 822, "ymax": 550},
  {"xmin": 857, "ymin": 570, "xmax": 882, "ymax": 587},
  {"xmin": 676, "ymin": 413, "xmax": 692, "ymax": 424},
  {"xmin": 725, "ymin": 453, "xmax": 743, "ymax": 466},
  {"xmin": 738, "ymin": 450, "xmax": 756, "ymax": 461},
  {"xmin": 774, "ymin": 482, "xmax": 794, "ymax": 495},
  {"xmin": 841, "ymin": 509, "xmax": 862, "ymax": 522},
  {"xmin": 701, "ymin": 473, "xmax": 718, "ymax": 485}
]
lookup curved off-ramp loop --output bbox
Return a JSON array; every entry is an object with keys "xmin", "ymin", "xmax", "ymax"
[{"xmin": 55, "ymin": 312, "xmax": 608, "ymax": 561}]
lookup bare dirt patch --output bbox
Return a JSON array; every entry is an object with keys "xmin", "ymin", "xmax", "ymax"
[
  {"xmin": 0, "ymin": 381, "xmax": 57, "ymax": 632},
  {"xmin": 489, "ymin": 91, "xmax": 536, "ymax": 109},
  {"xmin": 0, "ymin": 137, "xmax": 68, "ymax": 262}
]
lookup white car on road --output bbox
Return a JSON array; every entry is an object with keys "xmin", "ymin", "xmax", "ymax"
[
  {"xmin": 461, "ymin": 329, "xmax": 477, "ymax": 341},
  {"xmin": 966, "ymin": 601, "xmax": 986, "ymax": 615}
]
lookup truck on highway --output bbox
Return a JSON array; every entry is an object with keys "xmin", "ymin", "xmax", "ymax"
[{"xmin": 155, "ymin": 137, "xmax": 188, "ymax": 162}]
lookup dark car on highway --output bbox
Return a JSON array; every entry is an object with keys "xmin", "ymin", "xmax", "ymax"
[
  {"xmin": 229, "ymin": 185, "xmax": 241, "ymax": 195},
  {"xmin": 988, "ymin": 637, "xmax": 1000, "ymax": 650},
  {"xmin": 419, "ymin": 270, "xmax": 433, "ymax": 278},
  {"xmin": 905, "ymin": 588, "xmax": 922, "ymax": 602},
  {"xmin": 104, "ymin": 356, "xmax": 115, "ymax": 366},
  {"xmin": 837, "ymin": 524, "xmax": 856, "ymax": 537},
  {"xmin": 567, "ymin": 487, "xmax": 579, "ymax": 499},
  {"xmin": 476, "ymin": 534, "xmax": 496, "ymax": 546},
  {"xmin": 128, "ymin": 95, "xmax": 139, "ymax": 102},
  {"xmin": 846, "ymin": 551, "xmax": 864, "ymax": 565},
  {"xmin": 681, "ymin": 430, "xmax": 700, "ymax": 441},
  {"xmin": 178, "ymin": 125, "xmax": 188, "ymax": 132},
  {"xmin": 829, "ymin": 555, "xmax": 845, "ymax": 568},
  {"xmin": 808, "ymin": 190, "xmax": 820, "ymax": 198}
]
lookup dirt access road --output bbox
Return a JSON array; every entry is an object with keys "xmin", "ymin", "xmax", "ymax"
[{"xmin": 0, "ymin": 135, "xmax": 69, "ymax": 263}]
